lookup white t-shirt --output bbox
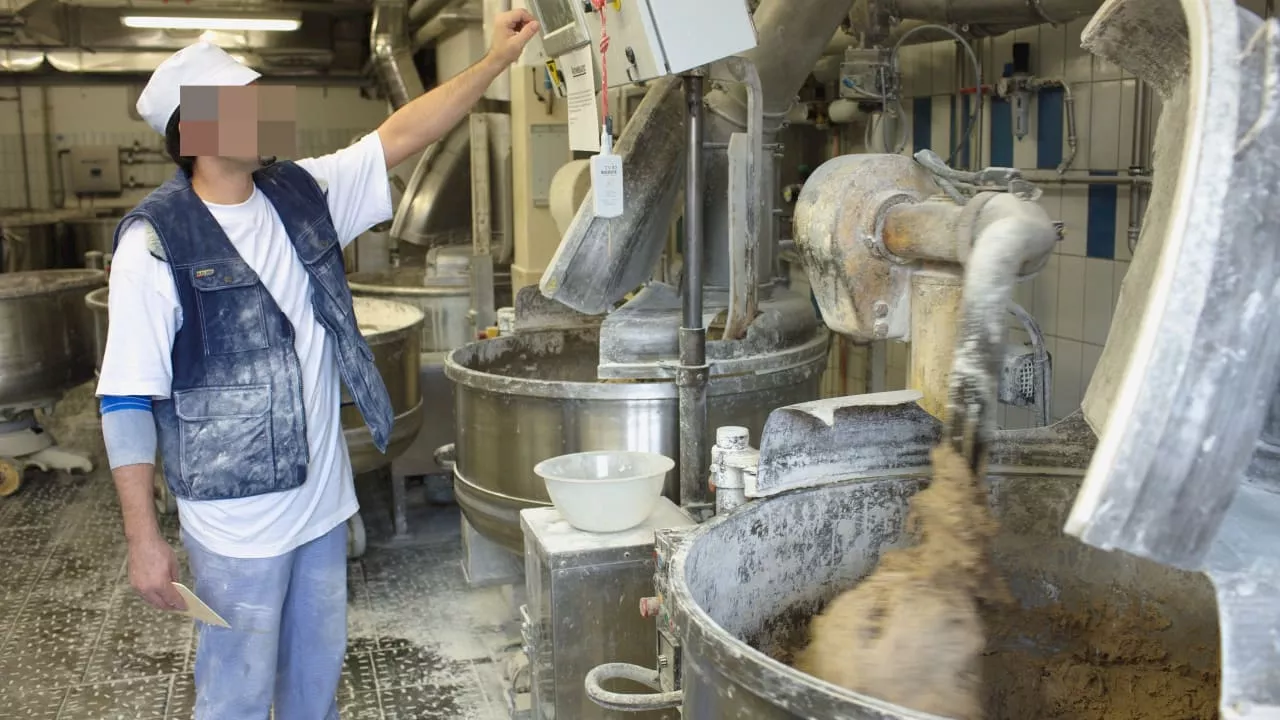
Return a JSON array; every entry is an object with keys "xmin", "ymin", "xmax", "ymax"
[{"xmin": 96, "ymin": 132, "xmax": 393, "ymax": 560}]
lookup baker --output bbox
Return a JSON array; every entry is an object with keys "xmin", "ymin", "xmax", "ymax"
[{"xmin": 95, "ymin": 12, "xmax": 538, "ymax": 719}]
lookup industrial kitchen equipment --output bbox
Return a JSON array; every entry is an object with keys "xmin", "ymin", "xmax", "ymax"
[
  {"xmin": 347, "ymin": 244, "xmax": 514, "ymax": 516},
  {"xmin": 578, "ymin": 0, "xmax": 1280, "ymax": 716},
  {"xmin": 521, "ymin": 497, "xmax": 693, "ymax": 720},
  {"xmin": 446, "ymin": 0, "xmax": 849, "ymax": 572},
  {"xmin": 0, "ymin": 269, "xmax": 103, "ymax": 497}
]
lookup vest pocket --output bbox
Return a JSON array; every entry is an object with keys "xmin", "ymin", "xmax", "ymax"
[
  {"xmin": 191, "ymin": 260, "xmax": 270, "ymax": 355},
  {"xmin": 301, "ymin": 244, "xmax": 353, "ymax": 321},
  {"xmin": 174, "ymin": 384, "xmax": 278, "ymax": 501}
]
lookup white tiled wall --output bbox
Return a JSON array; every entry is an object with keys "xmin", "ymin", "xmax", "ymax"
[
  {"xmin": 850, "ymin": 12, "xmax": 1205, "ymax": 428},
  {"xmin": 822, "ymin": 0, "xmax": 1272, "ymax": 422},
  {"xmin": 0, "ymin": 84, "xmax": 389, "ymax": 211}
]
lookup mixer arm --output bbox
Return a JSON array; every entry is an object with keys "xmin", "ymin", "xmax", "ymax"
[{"xmin": 942, "ymin": 193, "xmax": 1059, "ymax": 468}]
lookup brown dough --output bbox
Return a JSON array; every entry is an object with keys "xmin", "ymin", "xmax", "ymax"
[{"xmin": 793, "ymin": 445, "xmax": 1008, "ymax": 720}]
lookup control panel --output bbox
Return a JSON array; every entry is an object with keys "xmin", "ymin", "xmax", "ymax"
[{"xmin": 526, "ymin": 0, "xmax": 758, "ymax": 88}]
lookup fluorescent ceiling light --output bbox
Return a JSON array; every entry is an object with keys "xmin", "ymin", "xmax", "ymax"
[{"xmin": 121, "ymin": 15, "xmax": 301, "ymax": 32}]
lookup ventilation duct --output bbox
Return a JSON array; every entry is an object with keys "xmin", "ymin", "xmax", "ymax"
[
  {"xmin": 0, "ymin": 49, "xmax": 42, "ymax": 71},
  {"xmin": 882, "ymin": 0, "xmax": 1103, "ymax": 26},
  {"xmin": 407, "ymin": 0, "xmax": 457, "ymax": 27},
  {"xmin": 371, "ymin": 0, "xmax": 424, "ymax": 109}
]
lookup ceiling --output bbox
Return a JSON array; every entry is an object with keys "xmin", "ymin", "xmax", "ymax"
[{"xmin": 0, "ymin": 0, "xmax": 376, "ymax": 75}]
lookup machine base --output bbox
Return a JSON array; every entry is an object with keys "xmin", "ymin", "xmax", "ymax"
[{"xmin": 461, "ymin": 513, "xmax": 523, "ymax": 588}]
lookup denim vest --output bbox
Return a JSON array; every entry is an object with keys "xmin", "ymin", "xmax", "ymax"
[{"xmin": 114, "ymin": 163, "xmax": 394, "ymax": 502}]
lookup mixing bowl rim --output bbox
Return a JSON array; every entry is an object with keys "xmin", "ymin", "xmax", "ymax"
[
  {"xmin": 0, "ymin": 268, "xmax": 106, "ymax": 300},
  {"xmin": 534, "ymin": 450, "xmax": 675, "ymax": 485},
  {"xmin": 443, "ymin": 328, "xmax": 829, "ymax": 401},
  {"xmin": 85, "ymin": 285, "xmax": 109, "ymax": 308},
  {"xmin": 348, "ymin": 278, "xmax": 474, "ymax": 298},
  {"xmin": 664, "ymin": 481, "xmax": 934, "ymax": 718}
]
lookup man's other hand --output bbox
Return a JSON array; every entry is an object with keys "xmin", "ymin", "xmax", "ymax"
[
  {"xmin": 488, "ymin": 8, "xmax": 540, "ymax": 67},
  {"xmin": 128, "ymin": 533, "xmax": 189, "ymax": 612}
]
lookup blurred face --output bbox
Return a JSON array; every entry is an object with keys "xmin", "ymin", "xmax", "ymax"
[{"xmin": 179, "ymin": 84, "xmax": 297, "ymax": 166}]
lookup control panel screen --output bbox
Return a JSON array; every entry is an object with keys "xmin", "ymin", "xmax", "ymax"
[{"xmin": 530, "ymin": 0, "xmax": 589, "ymax": 57}]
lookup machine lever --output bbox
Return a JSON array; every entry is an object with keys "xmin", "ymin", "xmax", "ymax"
[{"xmin": 583, "ymin": 662, "xmax": 683, "ymax": 712}]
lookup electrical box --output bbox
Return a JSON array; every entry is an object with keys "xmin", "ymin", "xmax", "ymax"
[
  {"xmin": 68, "ymin": 146, "xmax": 122, "ymax": 195},
  {"xmin": 526, "ymin": 0, "xmax": 758, "ymax": 87},
  {"xmin": 839, "ymin": 47, "xmax": 897, "ymax": 103}
]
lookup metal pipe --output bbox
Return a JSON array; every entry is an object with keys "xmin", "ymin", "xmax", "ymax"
[
  {"xmin": 1020, "ymin": 171, "xmax": 1152, "ymax": 185},
  {"xmin": 371, "ymin": 0, "xmax": 425, "ymax": 110},
  {"xmin": 679, "ymin": 74, "xmax": 710, "ymax": 510},
  {"xmin": 408, "ymin": 0, "xmax": 457, "ymax": 27},
  {"xmin": 888, "ymin": 0, "xmax": 1104, "ymax": 27},
  {"xmin": 909, "ymin": 265, "xmax": 965, "ymax": 418},
  {"xmin": 1127, "ymin": 79, "xmax": 1154, "ymax": 254},
  {"xmin": 15, "ymin": 84, "xmax": 32, "ymax": 209},
  {"xmin": 882, "ymin": 198, "xmax": 967, "ymax": 262},
  {"xmin": 683, "ymin": 76, "xmax": 705, "ymax": 330}
]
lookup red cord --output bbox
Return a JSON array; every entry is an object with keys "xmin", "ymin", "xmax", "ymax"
[{"xmin": 591, "ymin": 0, "xmax": 609, "ymax": 126}]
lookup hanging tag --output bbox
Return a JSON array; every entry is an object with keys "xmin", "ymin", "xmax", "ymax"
[{"xmin": 590, "ymin": 119, "xmax": 624, "ymax": 218}]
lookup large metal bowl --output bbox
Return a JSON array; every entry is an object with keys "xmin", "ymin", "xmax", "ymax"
[
  {"xmin": 343, "ymin": 296, "xmax": 425, "ymax": 474},
  {"xmin": 663, "ymin": 458, "xmax": 1221, "ymax": 718},
  {"xmin": 445, "ymin": 327, "xmax": 829, "ymax": 553},
  {"xmin": 0, "ymin": 269, "xmax": 105, "ymax": 408},
  {"xmin": 85, "ymin": 288, "xmax": 425, "ymax": 475}
]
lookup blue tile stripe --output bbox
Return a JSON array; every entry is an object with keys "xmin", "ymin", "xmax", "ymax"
[
  {"xmin": 912, "ymin": 97, "xmax": 932, "ymax": 152},
  {"xmin": 989, "ymin": 98, "xmax": 1013, "ymax": 168},
  {"xmin": 1037, "ymin": 87, "xmax": 1065, "ymax": 170},
  {"xmin": 1087, "ymin": 170, "xmax": 1118, "ymax": 259}
]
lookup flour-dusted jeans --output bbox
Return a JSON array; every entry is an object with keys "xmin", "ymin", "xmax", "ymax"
[{"xmin": 183, "ymin": 522, "xmax": 348, "ymax": 720}]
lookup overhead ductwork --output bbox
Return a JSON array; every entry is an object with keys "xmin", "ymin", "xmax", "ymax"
[
  {"xmin": 881, "ymin": 0, "xmax": 1103, "ymax": 26},
  {"xmin": 412, "ymin": 4, "xmax": 480, "ymax": 49},
  {"xmin": 371, "ymin": 0, "xmax": 424, "ymax": 109},
  {"xmin": 0, "ymin": 48, "xmax": 41, "ymax": 71},
  {"xmin": 407, "ymin": 0, "xmax": 458, "ymax": 27}
]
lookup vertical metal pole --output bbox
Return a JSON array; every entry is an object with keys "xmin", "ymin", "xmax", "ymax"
[
  {"xmin": 469, "ymin": 113, "xmax": 496, "ymax": 334},
  {"xmin": 1127, "ymin": 80, "xmax": 1153, "ymax": 255},
  {"xmin": 678, "ymin": 74, "xmax": 710, "ymax": 510}
]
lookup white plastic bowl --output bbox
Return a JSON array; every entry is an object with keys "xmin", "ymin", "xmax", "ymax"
[{"xmin": 534, "ymin": 451, "xmax": 675, "ymax": 533}]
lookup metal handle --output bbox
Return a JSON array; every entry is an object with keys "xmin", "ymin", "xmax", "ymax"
[
  {"xmin": 583, "ymin": 663, "xmax": 683, "ymax": 712},
  {"xmin": 433, "ymin": 443, "xmax": 456, "ymax": 471}
]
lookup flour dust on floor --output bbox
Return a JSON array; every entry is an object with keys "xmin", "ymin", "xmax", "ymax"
[{"xmin": 0, "ymin": 466, "xmax": 515, "ymax": 720}]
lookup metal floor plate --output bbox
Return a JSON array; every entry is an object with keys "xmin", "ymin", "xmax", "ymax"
[{"xmin": 0, "ymin": 467, "xmax": 514, "ymax": 720}]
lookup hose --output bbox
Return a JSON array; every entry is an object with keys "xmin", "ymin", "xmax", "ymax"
[
  {"xmin": 892, "ymin": 23, "xmax": 982, "ymax": 167},
  {"xmin": 583, "ymin": 663, "xmax": 683, "ymax": 712}
]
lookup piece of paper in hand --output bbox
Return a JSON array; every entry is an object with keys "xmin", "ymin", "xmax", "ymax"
[
  {"xmin": 563, "ymin": 46, "xmax": 601, "ymax": 153},
  {"xmin": 171, "ymin": 582, "xmax": 231, "ymax": 628}
]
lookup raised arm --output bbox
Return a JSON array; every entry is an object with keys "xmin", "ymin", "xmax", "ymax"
[{"xmin": 376, "ymin": 8, "xmax": 539, "ymax": 169}]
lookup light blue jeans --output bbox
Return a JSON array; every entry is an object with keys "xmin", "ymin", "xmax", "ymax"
[{"xmin": 184, "ymin": 522, "xmax": 348, "ymax": 720}]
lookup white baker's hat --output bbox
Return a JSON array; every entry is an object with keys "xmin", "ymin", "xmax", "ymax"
[{"xmin": 136, "ymin": 41, "xmax": 261, "ymax": 135}]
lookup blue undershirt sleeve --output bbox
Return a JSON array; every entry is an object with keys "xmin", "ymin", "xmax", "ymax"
[{"xmin": 99, "ymin": 396, "xmax": 158, "ymax": 470}]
